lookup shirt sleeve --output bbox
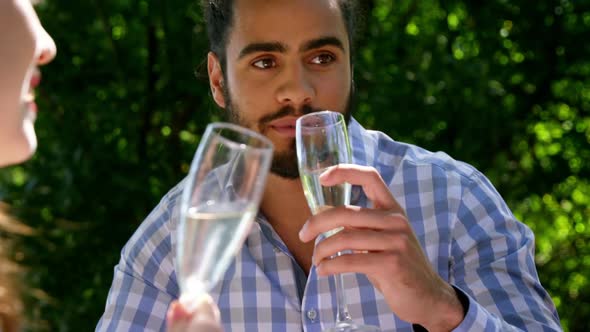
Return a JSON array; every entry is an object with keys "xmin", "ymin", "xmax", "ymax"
[
  {"xmin": 95, "ymin": 185, "xmax": 182, "ymax": 332},
  {"xmin": 449, "ymin": 171, "xmax": 562, "ymax": 331}
]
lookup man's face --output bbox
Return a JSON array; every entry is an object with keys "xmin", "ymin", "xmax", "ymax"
[{"xmin": 208, "ymin": 0, "xmax": 353, "ymax": 179}]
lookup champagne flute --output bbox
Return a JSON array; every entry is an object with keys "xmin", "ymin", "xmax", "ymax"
[
  {"xmin": 296, "ymin": 111, "xmax": 380, "ymax": 332},
  {"xmin": 176, "ymin": 122, "xmax": 273, "ymax": 309}
]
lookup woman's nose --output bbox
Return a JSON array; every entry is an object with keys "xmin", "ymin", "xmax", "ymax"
[{"xmin": 36, "ymin": 27, "xmax": 56, "ymax": 65}]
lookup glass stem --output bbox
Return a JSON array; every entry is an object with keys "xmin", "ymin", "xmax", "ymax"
[{"xmin": 334, "ymin": 272, "xmax": 352, "ymax": 323}]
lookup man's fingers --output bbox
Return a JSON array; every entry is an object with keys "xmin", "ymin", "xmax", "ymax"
[
  {"xmin": 314, "ymin": 251, "xmax": 400, "ymax": 277},
  {"xmin": 299, "ymin": 206, "xmax": 408, "ymax": 242},
  {"xmin": 311, "ymin": 228, "xmax": 410, "ymax": 265},
  {"xmin": 319, "ymin": 164, "xmax": 402, "ymax": 211}
]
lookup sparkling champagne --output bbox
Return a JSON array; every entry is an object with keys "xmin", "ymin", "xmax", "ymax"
[
  {"xmin": 300, "ymin": 167, "xmax": 351, "ymax": 238},
  {"xmin": 178, "ymin": 201, "xmax": 257, "ymax": 297}
]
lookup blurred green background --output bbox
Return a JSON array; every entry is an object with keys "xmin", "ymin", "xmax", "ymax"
[{"xmin": 0, "ymin": 0, "xmax": 588, "ymax": 330}]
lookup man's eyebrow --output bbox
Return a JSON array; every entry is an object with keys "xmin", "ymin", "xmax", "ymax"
[
  {"xmin": 238, "ymin": 42, "xmax": 288, "ymax": 60},
  {"xmin": 300, "ymin": 36, "xmax": 345, "ymax": 53},
  {"xmin": 237, "ymin": 37, "xmax": 346, "ymax": 60}
]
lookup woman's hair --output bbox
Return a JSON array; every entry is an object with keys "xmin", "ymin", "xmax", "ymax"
[{"xmin": 0, "ymin": 203, "xmax": 33, "ymax": 332}]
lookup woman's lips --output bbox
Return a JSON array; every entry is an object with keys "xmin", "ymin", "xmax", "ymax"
[
  {"xmin": 23, "ymin": 68, "xmax": 41, "ymax": 114},
  {"xmin": 27, "ymin": 101, "xmax": 38, "ymax": 114},
  {"xmin": 22, "ymin": 94, "xmax": 37, "ymax": 115},
  {"xmin": 30, "ymin": 68, "xmax": 41, "ymax": 89}
]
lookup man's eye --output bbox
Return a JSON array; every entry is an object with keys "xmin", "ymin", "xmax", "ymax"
[
  {"xmin": 252, "ymin": 58, "xmax": 276, "ymax": 69},
  {"xmin": 311, "ymin": 54, "xmax": 335, "ymax": 65}
]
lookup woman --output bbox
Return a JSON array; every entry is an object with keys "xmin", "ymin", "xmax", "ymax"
[
  {"xmin": 0, "ymin": 0, "xmax": 56, "ymax": 330},
  {"xmin": 0, "ymin": 1, "xmax": 218, "ymax": 330},
  {"xmin": 0, "ymin": 0, "xmax": 56, "ymax": 167},
  {"xmin": 167, "ymin": 295, "xmax": 222, "ymax": 332}
]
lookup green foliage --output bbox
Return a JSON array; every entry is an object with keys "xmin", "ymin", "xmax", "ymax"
[
  {"xmin": 0, "ymin": 0, "xmax": 588, "ymax": 330},
  {"xmin": 1, "ymin": 0, "xmax": 212, "ymax": 330},
  {"xmin": 353, "ymin": 1, "xmax": 590, "ymax": 331}
]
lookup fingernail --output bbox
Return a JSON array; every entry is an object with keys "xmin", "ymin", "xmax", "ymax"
[
  {"xmin": 318, "ymin": 170, "xmax": 330, "ymax": 184},
  {"xmin": 316, "ymin": 263, "xmax": 324, "ymax": 276},
  {"xmin": 167, "ymin": 302, "xmax": 178, "ymax": 320},
  {"xmin": 300, "ymin": 220, "xmax": 311, "ymax": 241}
]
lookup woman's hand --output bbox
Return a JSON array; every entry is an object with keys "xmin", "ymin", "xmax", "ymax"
[{"xmin": 166, "ymin": 294, "xmax": 223, "ymax": 332}]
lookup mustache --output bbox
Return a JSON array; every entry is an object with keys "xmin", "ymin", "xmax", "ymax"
[{"xmin": 259, "ymin": 104, "xmax": 320, "ymax": 126}]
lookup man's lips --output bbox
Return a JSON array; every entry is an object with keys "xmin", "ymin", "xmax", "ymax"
[{"xmin": 269, "ymin": 116, "xmax": 299, "ymax": 137}]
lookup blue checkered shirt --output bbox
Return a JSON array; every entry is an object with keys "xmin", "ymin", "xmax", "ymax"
[{"xmin": 96, "ymin": 118, "xmax": 561, "ymax": 331}]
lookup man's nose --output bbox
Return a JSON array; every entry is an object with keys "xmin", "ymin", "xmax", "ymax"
[{"xmin": 276, "ymin": 64, "xmax": 315, "ymax": 108}]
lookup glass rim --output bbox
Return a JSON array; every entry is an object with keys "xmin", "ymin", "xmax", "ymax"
[
  {"xmin": 207, "ymin": 122, "xmax": 274, "ymax": 151},
  {"xmin": 296, "ymin": 110, "xmax": 346, "ymax": 130}
]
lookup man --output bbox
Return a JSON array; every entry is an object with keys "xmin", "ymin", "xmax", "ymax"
[{"xmin": 96, "ymin": 0, "xmax": 562, "ymax": 331}]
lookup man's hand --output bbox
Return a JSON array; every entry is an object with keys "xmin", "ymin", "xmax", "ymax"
[
  {"xmin": 298, "ymin": 164, "xmax": 465, "ymax": 332},
  {"xmin": 166, "ymin": 294, "xmax": 223, "ymax": 332}
]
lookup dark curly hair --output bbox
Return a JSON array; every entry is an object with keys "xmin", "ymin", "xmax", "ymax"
[{"xmin": 200, "ymin": 0, "xmax": 360, "ymax": 70}]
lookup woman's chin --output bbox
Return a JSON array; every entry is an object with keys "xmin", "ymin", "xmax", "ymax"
[
  {"xmin": 21, "ymin": 98, "xmax": 38, "ymax": 122},
  {"xmin": 0, "ymin": 118, "xmax": 39, "ymax": 167}
]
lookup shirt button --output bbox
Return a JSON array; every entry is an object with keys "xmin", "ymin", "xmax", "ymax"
[
  {"xmin": 273, "ymin": 246, "xmax": 281, "ymax": 253},
  {"xmin": 307, "ymin": 308, "xmax": 317, "ymax": 321}
]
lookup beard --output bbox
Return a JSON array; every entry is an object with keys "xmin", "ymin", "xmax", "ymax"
[{"xmin": 221, "ymin": 81, "xmax": 354, "ymax": 179}]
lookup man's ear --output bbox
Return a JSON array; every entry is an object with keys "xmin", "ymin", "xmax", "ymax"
[{"xmin": 208, "ymin": 52, "xmax": 226, "ymax": 108}]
